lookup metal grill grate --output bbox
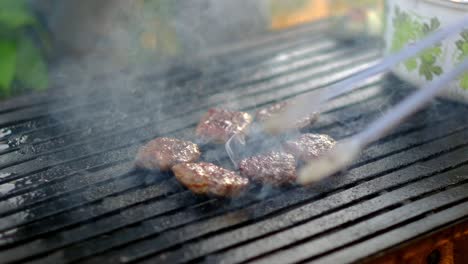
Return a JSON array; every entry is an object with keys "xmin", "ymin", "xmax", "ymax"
[{"xmin": 0, "ymin": 22, "xmax": 467, "ymax": 264}]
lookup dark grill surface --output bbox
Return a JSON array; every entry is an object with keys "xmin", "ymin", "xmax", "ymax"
[{"xmin": 0, "ymin": 22, "xmax": 467, "ymax": 264}]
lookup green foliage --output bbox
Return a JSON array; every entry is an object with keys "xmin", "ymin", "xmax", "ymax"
[
  {"xmin": 0, "ymin": 40, "xmax": 16, "ymax": 94},
  {"xmin": 418, "ymin": 45, "xmax": 442, "ymax": 81},
  {"xmin": 460, "ymin": 74, "xmax": 468, "ymax": 90},
  {"xmin": 0, "ymin": 0, "xmax": 48, "ymax": 97},
  {"xmin": 391, "ymin": 7, "xmax": 443, "ymax": 80},
  {"xmin": 391, "ymin": 7, "xmax": 421, "ymax": 52},
  {"xmin": 404, "ymin": 58, "xmax": 417, "ymax": 71},
  {"xmin": 0, "ymin": 0, "xmax": 35, "ymax": 29},
  {"xmin": 455, "ymin": 30, "xmax": 468, "ymax": 90}
]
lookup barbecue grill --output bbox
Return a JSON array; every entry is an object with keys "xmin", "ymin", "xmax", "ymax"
[{"xmin": 0, "ymin": 20, "xmax": 467, "ymax": 264}]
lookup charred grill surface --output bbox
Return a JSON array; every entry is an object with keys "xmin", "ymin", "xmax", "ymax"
[{"xmin": 0, "ymin": 21, "xmax": 467, "ymax": 264}]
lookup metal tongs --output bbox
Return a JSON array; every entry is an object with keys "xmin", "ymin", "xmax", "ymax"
[{"xmin": 226, "ymin": 16, "xmax": 468, "ymax": 183}]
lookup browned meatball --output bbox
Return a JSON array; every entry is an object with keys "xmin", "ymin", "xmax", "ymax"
[
  {"xmin": 196, "ymin": 108, "xmax": 253, "ymax": 144},
  {"xmin": 238, "ymin": 151, "xmax": 297, "ymax": 186},
  {"xmin": 256, "ymin": 101, "xmax": 319, "ymax": 132},
  {"xmin": 172, "ymin": 162, "xmax": 249, "ymax": 197},
  {"xmin": 283, "ymin": 133, "xmax": 336, "ymax": 162},
  {"xmin": 135, "ymin": 137, "xmax": 201, "ymax": 171}
]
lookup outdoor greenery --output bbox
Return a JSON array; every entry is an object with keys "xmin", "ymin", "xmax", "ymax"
[
  {"xmin": 455, "ymin": 30, "xmax": 468, "ymax": 90},
  {"xmin": 0, "ymin": 0, "xmax": 48, "ymax": 97},
  {"xmin": 391, "ymin": 7, "xmax": 443, "ymax": 81}
]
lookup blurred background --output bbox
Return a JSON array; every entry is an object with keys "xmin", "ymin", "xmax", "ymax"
[{"xmin": 0, "ymin": 0, "xmax": 383, "ymax": 99}]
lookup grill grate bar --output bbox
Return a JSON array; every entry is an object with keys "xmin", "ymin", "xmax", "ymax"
[
  {"xmin": 0, "ymin": 42, "xmax": 356, "ymax": 167},
  {"xmin": 0, "ymin": 48, "xmax": 377, "ymax": 172},
  {"xmin": 0, "ymin": 55, "xmax": 381, "ymax": 198},
  {"xmin": 0, "ymin": 80, "xmax": 386, "ymax": 204},
  {"xmin": 47, "ymin": 156, "xmax": 463, "ymax": 264},
  {"xmin": 0, "ymin": 161, "xmax": 133, "ymax": 217},
  {"xmin": 0, "ymin": 86, "xmax": 456, "ymax": 216},
  {"xmin": 0, "ymin": 108, "xmax": 448, "ymax": 232},
  {"xmin": 199, "ymin": 168, "xmax": 468, "ymax": 264},
  {"xmin": 248, "ymin": 183, "xmax": 468, "ymax": 264},
  {"xmin": 0, "ymin": 98, "xmax": 111, "ymax": 131},
  {"xmin": 0, "ymin": 36, "xmax": 334, "ymax": 152},
  {"xmin": 0, "ymin": 42, "xmax": 364, "ymax": 153},
  {"xmin": 0, "ymin": 85, "xmax": 464, "ymax": 231},
  {"xmin": 0, "ymin": 83, "xmax": 392, "ymax": 215},
  {"xmin": 0, "ymin": 31, "xmax": 333, "ymax": 132},
  {"xmin": 0, "ymin": 117, "xmax": 456, "ymax": 245},
  {"xmin": 0, "ymin": 176, "xmax": 185, "ymax": 233},
  {"xmin": 82, "ymin": 129, "xmax": 467, "ymax": 262},
  {"xmin": 1, "ymin": 160, "xmax": 464, "ymax": 262},
  {"xmin": 22, "ymin": 41, "xmax": 340, "ymax": 145},
  {"xmin": 1, "ymin": 120, "xmax": 466, "ymax": 264},
  {"xmin": 315, "ymin": 204, "xmax": 468, "ymax": 264},
  {"xmin": 299, "ymin": 201, "xmax": 468, "ymax": 264},
  {"xmin": 0, "ymin": 96, "xmax": 406, "ymax": 233},
  {"xmin": 78, "ymin": 147, "xmax": 468, "ymax": 264},
  {"xmin": 0, "ymin": 79, "xmax": 380, "ymax": 200},
  {"xmin": 0, "ymin": 183, "xmax": 197, "ymax": 246},
  {"xmin": 0, "ymin": 81, "xmax": 460, "ymax": 209},
  {"xmin": 0, "ymin": 94, "xmax": 450, "ymax": 248},
  {"xmin": 0, "ymin": 21, "xmax": 331, "ymax": 117}
]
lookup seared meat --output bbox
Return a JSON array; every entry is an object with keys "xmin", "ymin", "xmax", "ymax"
[
  {"xmin": 256, "ymin": 101, "xmax": 319, "ymax": 131},
  {"xmin": 172, "ymin": 162, "xmax": 249, "ymax": 197},
  {"xmin": 238, "ymin": 151, "xmax": 297, "ymax": 186},
  {"xmin": 283, "ymin": 133, "xmax": 336, "ymax": 162},
  {"xmin": 196, "ymin": 108, "xmax": 253, "ymax": 144},
  {"xmin": 135, "ymin": 137, "xmax": 201, "ymax": 171}
]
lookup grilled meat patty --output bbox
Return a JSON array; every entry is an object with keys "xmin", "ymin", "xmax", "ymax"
[
  {"xmin": 196, "ymin": 108, "xmax": 253, "ymax": 144},
  {"xmin": 172, "ymin": 162, "xmax": 249, "ymax": 197},
  {"xmin": 283, "ymin": 133, "xmax": 336, "ymax": 162},
  {"xmin": 256, "ymin": 101, "xmax": 319, "ymax": 132},
  {"xmin": 238, "ymin": 151, "xmax": 297, "ymax": 186},
  {"xmin": 135, "ymin": 137, "xmax": 201, "ymax": 171}
]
